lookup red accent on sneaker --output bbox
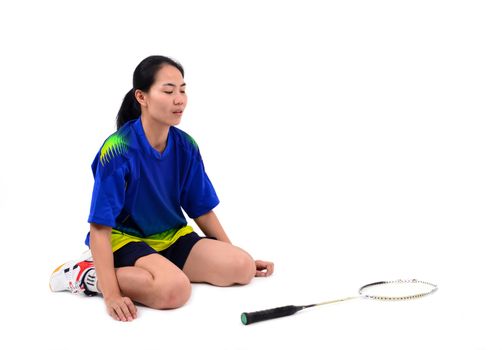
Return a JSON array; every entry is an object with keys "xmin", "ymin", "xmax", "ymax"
[{"xmin": 75, "ymin": 260, "xmax": 94, "ymax": 283}]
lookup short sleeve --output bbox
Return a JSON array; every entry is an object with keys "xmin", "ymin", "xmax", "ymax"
[
  {"xmin": 87, "ymin": 140, "xmax": 129, "ymax": 228},
  {"xmin": 180, "ymin": 148, "xmax": 219, "ymax": 218}
]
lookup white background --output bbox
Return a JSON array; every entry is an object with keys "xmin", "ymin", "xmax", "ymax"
[{"xmin": 1, "ymin": 0, "xmax": 501, "ymax": 349}]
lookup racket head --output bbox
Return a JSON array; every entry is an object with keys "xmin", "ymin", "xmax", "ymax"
[{"xmin": 358, "ymin": 279, "xmax": 438, "ymax": 301}]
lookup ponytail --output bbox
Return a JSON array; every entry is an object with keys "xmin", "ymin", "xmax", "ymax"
[{"xmin": 116, "ymin": 89, "xmax": 141, "ymax": 130}]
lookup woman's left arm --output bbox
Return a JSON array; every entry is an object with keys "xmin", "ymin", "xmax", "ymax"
[
  {"xmin": 194, "ymin": 210, "xmax": 231, "ymax": 243},
  {"xmin": 194, "ymin": 210, "xmax": 274, "ymax": 277}
]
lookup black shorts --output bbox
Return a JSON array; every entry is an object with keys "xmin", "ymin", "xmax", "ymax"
[{"xmin": 113, "ymin": 232, "xmax": 211, "ymax": 270}]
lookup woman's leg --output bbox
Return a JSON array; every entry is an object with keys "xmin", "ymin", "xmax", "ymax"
[
  {"xmin": 114, "ymin": 254, "xmax": 191, "ymax": 309},
  {"xmin": 182, "ymin": 239, "xmax": 256, "ymax": 286}
]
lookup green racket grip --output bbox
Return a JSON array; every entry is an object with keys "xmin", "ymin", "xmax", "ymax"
[{"xmin": 241, "ymin": 305, "xmax": 304, "ymax": 325}]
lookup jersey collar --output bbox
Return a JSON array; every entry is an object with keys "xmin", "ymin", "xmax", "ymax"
[{"xmin": 133, "ymin": 117, "xmax": 172, "ymax": 160}]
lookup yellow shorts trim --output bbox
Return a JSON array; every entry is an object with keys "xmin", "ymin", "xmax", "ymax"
[{"xmin": 110, "ymin": 225, "xmax": 194, "ymax": 253}]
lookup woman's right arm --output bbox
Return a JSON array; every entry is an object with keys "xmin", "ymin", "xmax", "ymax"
[{"xmin": 90, "ymin": 223, "xmax": 137, "ymax": 321}]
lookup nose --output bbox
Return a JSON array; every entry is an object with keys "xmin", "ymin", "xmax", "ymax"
[{"xmin": 174, "ymin": 94, "xmax": 184, "ymax": 105}]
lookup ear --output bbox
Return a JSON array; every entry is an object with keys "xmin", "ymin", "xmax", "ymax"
[{"xmin": 134, "ymin": 89, "xmax": 148, "ymax": 107}]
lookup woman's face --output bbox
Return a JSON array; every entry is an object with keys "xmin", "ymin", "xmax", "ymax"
[{"xmin": 136, "ymin": 64, "xmax": 187, "ymax": 126}]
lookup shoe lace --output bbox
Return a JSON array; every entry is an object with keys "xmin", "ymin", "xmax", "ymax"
[{"xmin": 65, "ymin": 266, "xmax": 85, "ymax": 294}]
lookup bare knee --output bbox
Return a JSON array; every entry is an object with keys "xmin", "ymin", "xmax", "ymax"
[
  {"xmin": 233, "ymin": 253, "xmax": 256, "ymax": 285},
  {"xmin": 152, "ymin": 274, "xmax": 191, "ymax": 310}
]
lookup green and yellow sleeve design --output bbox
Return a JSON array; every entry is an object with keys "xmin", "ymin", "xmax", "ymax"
[{"xmin": 100, "ymin": 133, "xmax": 128, "ymax": 166}]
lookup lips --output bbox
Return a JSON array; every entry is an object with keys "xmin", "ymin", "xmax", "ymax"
[{"xmin": 173, "ymin": 110, "xmax": 183, "ymax": 115}]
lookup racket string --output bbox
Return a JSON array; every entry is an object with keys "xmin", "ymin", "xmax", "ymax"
[{"xmin": 359, "ymin": 279, "xmax": 438, "ymax": 301}]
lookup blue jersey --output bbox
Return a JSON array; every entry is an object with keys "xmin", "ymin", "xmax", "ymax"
[{"xmin": 85, "ymin": 117, "xmax": 219, "ymax": 245}]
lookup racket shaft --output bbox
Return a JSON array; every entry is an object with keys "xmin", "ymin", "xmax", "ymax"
[{"xmin": 241, "ymin": 305, "xmax": 303, "ymax": 325}]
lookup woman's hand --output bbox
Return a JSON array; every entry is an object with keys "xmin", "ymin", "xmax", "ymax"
[
  {"xmin": 104, "ymin": 294, "xmax": 137, "ymax": 322},
  {"xmin": 255, "ymin": 260, "xmax": 274, "ymax": 277}
]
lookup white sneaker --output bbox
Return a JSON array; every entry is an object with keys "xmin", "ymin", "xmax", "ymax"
[{"xmin": 49, "ymin": 250, "xmax": 97, "ymax": 296}]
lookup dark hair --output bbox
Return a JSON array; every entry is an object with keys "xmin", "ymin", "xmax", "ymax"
[{"xmin": 116, "ymin": 55, "xmax": 184, "ymax": 130}]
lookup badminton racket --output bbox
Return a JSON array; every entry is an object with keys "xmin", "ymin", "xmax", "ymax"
[{"xmin": 241, "ymin": 279, "xmax": 438, "ymax": 325}]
